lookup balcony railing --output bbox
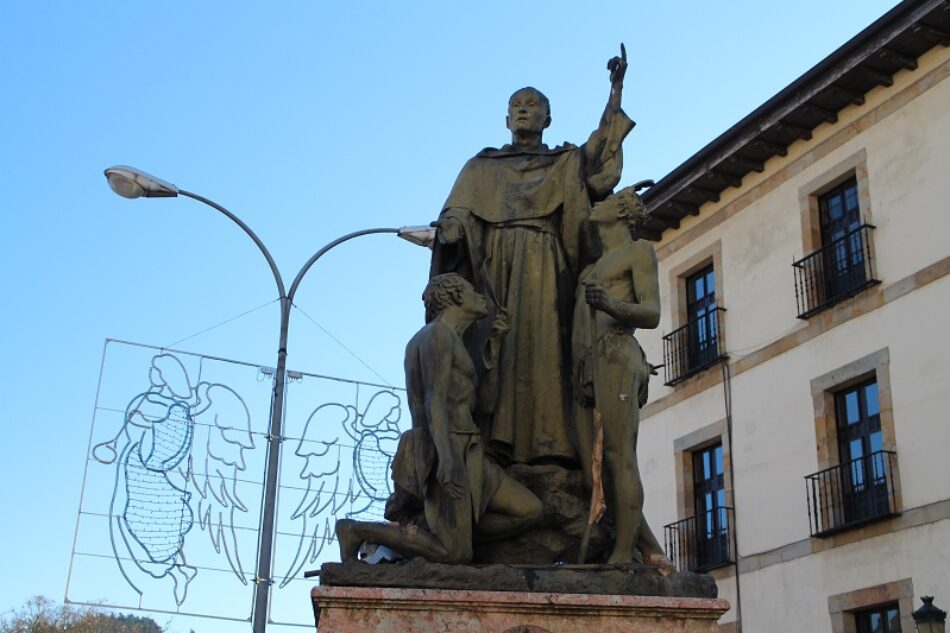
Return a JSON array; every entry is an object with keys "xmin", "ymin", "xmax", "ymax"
[
  {"xmin": 663, "ymin": 506, "xmax": 735, "ymax": 573},
  {"xmin": 792, "ymin": 224, "xmax": 880, "ymax": 319},
  {"xmin": 662, "ymin": 307, "xmax": 727, "ymax": 386},
  {"xmin": 805, "ymin": 450, "xmax": 900, "ymax": 537}
]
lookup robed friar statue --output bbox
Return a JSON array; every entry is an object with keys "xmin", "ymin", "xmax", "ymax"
[{"xmin": 430, "ymin": 46, "xmax": 634, "ymax": 466}]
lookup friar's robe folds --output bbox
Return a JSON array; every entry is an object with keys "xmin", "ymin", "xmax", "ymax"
[{"xmin": 432, "ymin": 108, "xmax": 634, "ymax": 465}]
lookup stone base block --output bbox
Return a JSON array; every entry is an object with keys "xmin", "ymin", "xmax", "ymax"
[{"xmin": 312, "ymin": 586, "xmax": 730, "ymax": 632}]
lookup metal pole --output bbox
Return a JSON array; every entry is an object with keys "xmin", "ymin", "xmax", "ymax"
[
  {"xmin": 177, "ymin": 190, "xmax": 398, "ymax": 632},
  {"xmin": 253, "ymin": 227, "xmax": 398, "ymax": 633}
]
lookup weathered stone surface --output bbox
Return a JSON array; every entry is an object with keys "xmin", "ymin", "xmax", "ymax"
[
  {"xmin": 312, "ymin": 586, "xmax": 730, "ymax": 633},
  {"xmin": 473, "ymin": 463, "xmax": 613, "ymax": 564},
  {"xmin": 319, "ymin": 559, "xmax": 717, "ymax": 598}
]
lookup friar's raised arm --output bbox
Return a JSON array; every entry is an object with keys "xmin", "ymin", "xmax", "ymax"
[{"xmin": 584, "ymin": 43, "xmax": 635, "ymax": 199}]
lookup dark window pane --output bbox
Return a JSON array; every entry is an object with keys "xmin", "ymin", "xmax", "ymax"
[
  {"xmin": 869, "ymin": 613, "xmax": 883, "ymax": 633},
  {"xmin": 845, "ymin": 186, "xmax": 859, "ymax": 211},
  {"xmin": 870, "ymin": 431, "xmax": 883, "ymax": 454},
  {"xmin": 689, "ymin": 442, "xmax": 729, "ymax": 570},
  {"xmin": 829, "ymin": 196, "xmax": 843, "ymax": 219},
  {"xmin": 855, "ymin": 603, "xmax": 901, "ymax": 633},
  {"xmin": 850, "ymin": 439, "xmax": 864, "ymax": 461},
  {"xmin": 872, "ymin": 449, "xmax": 886, "ymax": 481},
  {"xmin": 866, "ymin": 382, "xmax": 880, "ymax": 416},
  {"xmin": 845, "ymin": 391, "xmax": 860, "ymax": 424}
]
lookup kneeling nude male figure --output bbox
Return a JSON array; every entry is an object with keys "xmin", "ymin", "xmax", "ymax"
[{"xmin": 337, "ymin": 273, "xmax": 542, "ymax": 564}]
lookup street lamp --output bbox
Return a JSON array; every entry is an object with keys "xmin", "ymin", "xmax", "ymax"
[
  {"xmin": 105, "ymin": 166, "xmax": 178, "ymax": 198},
  {"xmin": 914, "ymin": 596, "xmax": 947, "ymax": 633},
  {"xmin": 103, "ymin": 165, "xmax": 432, "ymax": 633}
]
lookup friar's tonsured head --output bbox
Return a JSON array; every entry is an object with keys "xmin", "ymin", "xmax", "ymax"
[{"xmin": 506, "ymin": 86, "xmax": 552, "ymax": 136}]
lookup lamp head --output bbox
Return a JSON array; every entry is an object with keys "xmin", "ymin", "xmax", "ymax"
[
  {"xmin": 914, "ymin": 596, "xmax": 947, "ymax": 633},
  {"xmin": 397, "ymin": 225, "xmax": 437, "ymax": 249},
  {"xmin": 104, "ymin": 166, "xmax": 178, "ymax": 199}
]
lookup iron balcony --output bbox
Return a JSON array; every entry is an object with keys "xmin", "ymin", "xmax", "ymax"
[
  {"xmin": 662, "ymin": 307, "xmax": 727, "ymax": 386},
  {"xmin": 664, "ymin": 506, "xmax": 736, "ymax": 573},
  {"xmin": 792, "ymin": 223, "xmax": 880, "ymax": 319},
  {"xmin": 805, "ymin": 449, "xmax": 900, "ymax": 537}
]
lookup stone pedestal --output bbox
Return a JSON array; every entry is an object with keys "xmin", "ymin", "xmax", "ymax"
[{"xmin": 311, "ymin": 586, "xmax": 730, "ymax": 632}]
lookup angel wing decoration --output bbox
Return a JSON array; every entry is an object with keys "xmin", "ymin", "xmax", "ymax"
[
  {"xmin": 186, "ymin": 382, "xmax": 255, "ymax": 583},
  {"xmin": 279, "ymin": 390, "xmax": 403, "ymax": 586},
  {"xmin": 344, "ymin": 391, "xmax": 402, "ymax": 518},
  {"xmin": 91, "ymin": 353, "xmax": 254, "ymax": 607}
]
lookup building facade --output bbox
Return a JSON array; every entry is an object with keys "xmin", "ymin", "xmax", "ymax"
[{"xmin": 636, "ymin": 1, "xmax": 950, "ymax": 631}]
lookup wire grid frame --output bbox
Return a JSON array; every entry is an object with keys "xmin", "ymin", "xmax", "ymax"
[
  {"xmin": 268, "ymin": 366, "xmax": 407, "ymax": 627},
  {"xmin": 67, "ymin": 339, "xmax": 408, "ymax": 629}
]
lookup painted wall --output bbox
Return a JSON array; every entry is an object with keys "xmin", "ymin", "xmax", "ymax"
[{"xmin": 637, "ymin": 44, "xmax": 950, "ymax": 631}]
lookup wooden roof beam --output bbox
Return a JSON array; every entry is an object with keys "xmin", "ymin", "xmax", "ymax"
[
  {"xmin": 711, "ymin": 168, "xmax": 742, "ymax": 188},
  {"xmin": 686, "ymin": 184, "xmax": 721, "ymax": 203},
  {"xmin": 828, "ymin": 84, "xmax": 866, "ymax": 106},
  {"xmin": 649, "ymin": 210, "xmax": 681, "ymax": 230},
  {"xmin": 878, "ymin": 47, "xmax": 918, "ymax": 70},
  {"xmin": 639, "ymin": 226, "xmax": 663, "ymax": 242},
  {"xmin": 912, "ymin": 22, "xmax": 950, "ymax": 46},
  {"xmin": 666, "ymin": 200, "xmax": 700, "ymax": 216},
  {"xmin": 860, "ymin": 64, "xmax": 895, "ymax": 87},
  {"xmin": 804, "ymin": 102, "xmax": 838, "ymax": 124},
  {"xmin": 751, "ymin": 138, "xmax": 789, "ymax": 157},
  {"xmin": 775, "ymin": 120, "xmax": 813, "ymax": 141},
  {"xmin": 729, "ymin": 153, "xmax": 765, "ymax": 173}
]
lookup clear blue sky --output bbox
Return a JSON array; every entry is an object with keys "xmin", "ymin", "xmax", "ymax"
[{"xmin": 0, "ymin": 1, "xmax": 898, "ymax": 630}]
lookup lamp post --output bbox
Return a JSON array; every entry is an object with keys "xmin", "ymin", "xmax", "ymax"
[
  {"xmin": 914, "ymin": 596, "xmax": 947, "ymax": 633},
  {"xmin": 104, "ymin": 165, "xmax": 433, "ymax": 633}
]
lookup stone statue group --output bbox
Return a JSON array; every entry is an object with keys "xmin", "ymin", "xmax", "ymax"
[{"xmin": 337, "ymin": 45, "xmax": 672, "ymax": 571}]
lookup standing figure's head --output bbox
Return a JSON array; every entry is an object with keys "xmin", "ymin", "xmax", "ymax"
[
  {"xmin": 423, "ymin": 273, "xmax": 488, "ymax": 323},
  {"xmin": 589, "ymin": 185, "xmax": 650, "ymax": 236},
  {"xmin": 506, "ymin": 87, "xmax": 551, "ymax": 141}
]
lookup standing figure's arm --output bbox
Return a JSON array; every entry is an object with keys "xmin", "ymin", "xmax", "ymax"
[
  {"xmin": 584, "ymin": 243, "xmax": 660, "ymax": 329},
  {"xmin": 418, "ymin": 327, "xmax": 465, "ymax": 499}
]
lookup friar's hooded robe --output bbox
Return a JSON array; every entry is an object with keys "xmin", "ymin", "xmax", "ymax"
[{"xmin": 431, "ymin": 107, "xmax": 634, "ymax": 465}]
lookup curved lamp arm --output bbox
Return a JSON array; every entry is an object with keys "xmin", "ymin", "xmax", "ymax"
[
  {"xmin": 179, "ymin": 189, "xmax": 287, "ymax": 300},
  {"xmin": 288, "ymin": 227, "xmax": 399, "ymax": 302}
]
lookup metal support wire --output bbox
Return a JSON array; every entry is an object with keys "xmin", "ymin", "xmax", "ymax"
[
  {"xmin": 65, "ymin": 338, "xmax": 111, "ymax": 606},
  {"xmin": 720, "ymin": 361, "xmax": 742, "ymax": 633}
]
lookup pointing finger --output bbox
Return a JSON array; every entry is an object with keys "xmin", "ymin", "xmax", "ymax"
[{"xmin": 620, "ymin": 42, "xmax": 626, "ymax": 62}]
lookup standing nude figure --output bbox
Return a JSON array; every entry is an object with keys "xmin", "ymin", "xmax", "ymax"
[
  {"xmin": 336, "ymin": 273, "xmax": 542, "ymax": 564},
  {"xmin": 573, "ymin": 187, "xmax": 671, "ymax": 569}
]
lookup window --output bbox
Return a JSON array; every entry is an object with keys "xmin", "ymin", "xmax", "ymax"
[
  {"xmin": 806, "ymin": 350, "xmax": 901, "ymax": 537},
  {"xmin": 793, "ymin": 172, "xmax": 879, "ymax": 318},
  {"xmin": 828, "ymin": 580, "xmax": 914, "ymax": 633},
  {"xmin": 686, "ymin": 265, "xmax": 719, "ymax": 369},
  {"xmin": 662, "ymin": 263, "xmax": 726, "ymax": 385},
  {"xmin": 855, "ymin": 603, "xmax": 902, "ymax": 633},
  {"xmin": 664, "ymin": 432, "xmax": 734, "ymax": 573},
  {"xmin": 819, "ymin": 178, "xmax": 868, "ymax": 298},
  {"xmin": 835, "ymin": 380, "xmax": 890, "ymax": 525},
  {"xmin": 692, "ymin": 443, "xmax": 730, "ymax": 570}
]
